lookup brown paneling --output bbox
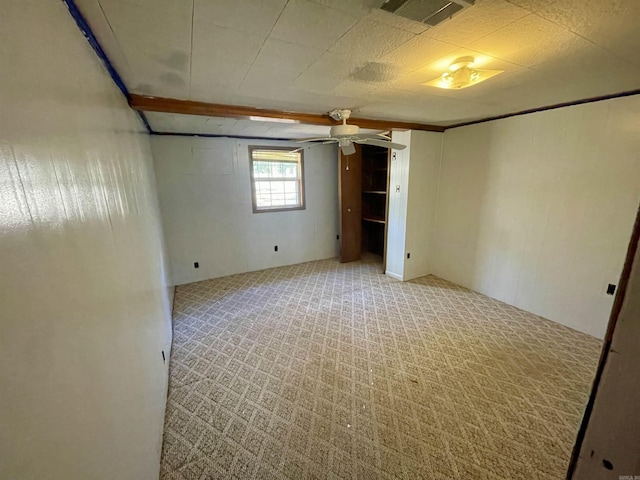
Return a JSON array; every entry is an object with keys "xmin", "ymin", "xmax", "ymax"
[
  {"xmin": 128, "ymin": 94, "xmax": 446, "ymax": 132},
  {"xmin": 339, "ymin": 146, "xmax": 362, "ymax": 263}
]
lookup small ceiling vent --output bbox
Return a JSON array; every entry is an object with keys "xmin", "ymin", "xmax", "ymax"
[{"xmin": 380, "ymin": 0, "xmax": 475, "ymax": 27}]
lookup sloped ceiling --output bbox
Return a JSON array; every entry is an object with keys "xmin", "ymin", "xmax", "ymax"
[{"xmin": 76, "ymin": 0, "xmax": 640, "ymax": 135}]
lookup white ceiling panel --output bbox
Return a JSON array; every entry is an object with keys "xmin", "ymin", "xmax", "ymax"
[
  {"xmin": 77, "ymin": 0, "xmax": 640, "ymax": 131},
  {"xmin": 188, "ymin": 78, "xmax": 244, "ymax": 106},
  {"xmin": 253, "ymin": 38, "xmax": 325, "ymax": 71},
  {"xmin": 226, "ymin": 84, "xmax": 365, "ymax": 115},
  {"xmin": 355, "ymin": 100, "xmax": 453, "ymax": 123},
  {"xmin": 77, "ymin": 0, "xmax": 193, "ymax": 97},
  {"xmin": 423, "ymin": 0, "xmax": 530, "ymax": 46},
  {"xmin": 191, "ymin": 25, "xmax": 266, "ymax": 66},
  {"xmin": 292, "ymin": 51, "xmax": 356, "ymax": 94},
  {"xmin": 309, "ymin": 0, "xmax": 383, "ymax": 16},
  {"xmin": 329, "ymin": 19, "xmax": 415, "ymax": 62},
  {"xmin": 530, "ymin": 38, "xmax": 640, "ymax": 88},
  {"xmin": 73, "ymin": 0, "xmax": 131, "ymax": 73},
  {"xmin": 96, "ymin": 0, "xmax": 193, "ymax": 50},
  {"xmin": 190, "ymin": 61, "xmax": 250, "ymax": 92},
  {"xmin": 508, "ymin": 0, "xmax": 640, "ymax": 68},
  {"xmin": 194, "ymin": 0, "xmax": 288, "ymax": 37},
  {"xmin": 270, "ymin": 0, "xmax": 360, "ymax": 50},
  {"xmin": 378, "ymin": 34, "xmax": 459, "ymax": 70},
  {"xmin": 241, "ymin": 64, "xmax": 302, "ymax": 92},
  {"xmin": 469, "ymin": 14, "xmax": 579, "ymax": 68},
  {"xmin": 331, "ymin": 79, "xmax": 380, "ymax": 99},
  {"xmin": 364, "ymin": 8, "xmax": 429, "ymax": 35}
]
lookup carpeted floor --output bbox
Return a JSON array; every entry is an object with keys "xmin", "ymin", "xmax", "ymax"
[{"xmin": 159, "ymin": 256, "xmax": 601, "ymax": 480}]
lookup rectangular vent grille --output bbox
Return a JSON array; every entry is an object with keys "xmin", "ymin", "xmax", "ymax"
[{"xmin": 381, "ymin": 0, "xmax": 474, "ymax": 26}]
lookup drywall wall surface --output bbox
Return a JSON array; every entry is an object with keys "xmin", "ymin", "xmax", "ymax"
[
  {"xmin": 386, "ymin": 131, "xmax": 411, "ymax": 280},
  {"xmin": 433, "ymin": 95, "xmax": 640, "ymax": 338},
  {"xmin": 151, "ymin": 136, "xmax": 339, "ymax": 285},
  {"xmin": 403, "ymin": 131, "xmax": 443, "ymax": 281},
  {"xmin": 386, "ymin": 130, "xmax": 442, "ymax": 281},
  {"xmin": 0, "ymin": 2, "xmax": 172, "ymax": 480}
]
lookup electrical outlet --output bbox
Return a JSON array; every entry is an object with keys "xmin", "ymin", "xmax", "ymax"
[
  {"xmin": 274, "ymin": 245, "xmax": 278, "ymax": 252},
  {"xmin": 606, "ymin": 284, "xmax": 616, "ymax": 295},
  {"xmin": 396, "ymin": 185, "xmax": 400, "ymax": 193},
  {"xmin": 194, "ymin": 262, "xmax": 199, "ymax": 268}
]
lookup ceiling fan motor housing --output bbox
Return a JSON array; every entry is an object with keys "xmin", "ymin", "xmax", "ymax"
[{"xmin": 330, "ymin": 123, "xmax": 360, "ymax": 137}]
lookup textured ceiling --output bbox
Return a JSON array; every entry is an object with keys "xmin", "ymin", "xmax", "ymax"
[{"xmin": 76, "ymin": 0, "xmax": 640, "ymax": 135}]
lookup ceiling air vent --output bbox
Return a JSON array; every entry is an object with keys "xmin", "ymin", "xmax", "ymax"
[{"xmin": 380, "ymin": 0, "xmax": 475, "ymax": 27}]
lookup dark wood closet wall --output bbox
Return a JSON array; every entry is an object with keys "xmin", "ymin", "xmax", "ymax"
[{"xmin": 339, "ymin": 144, "xmax": 390, "ymax": 264}]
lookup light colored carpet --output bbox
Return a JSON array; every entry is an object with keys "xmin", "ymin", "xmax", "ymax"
[{"xmin": 160, "ymin": 256, "xmax": 601, "ymax": 480}]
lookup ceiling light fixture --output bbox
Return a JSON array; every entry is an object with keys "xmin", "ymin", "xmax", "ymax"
[{"xmin": 423, "ymin": 56, "xmax": 503, "ymax": 89}]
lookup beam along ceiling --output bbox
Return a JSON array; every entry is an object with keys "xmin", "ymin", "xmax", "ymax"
[{"xmin": 76, "ymin": 0, "xmax": 640, "ymax": 137}]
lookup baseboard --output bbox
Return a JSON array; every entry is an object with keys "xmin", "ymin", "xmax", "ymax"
[{"xmin": 385, "ymin": 271, "xmax": 404, "ymax": 281}]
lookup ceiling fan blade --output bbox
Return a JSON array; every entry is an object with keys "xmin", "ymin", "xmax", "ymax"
[
  {"xmin": 340, "ymin": 142, "xmax": 356, "ymax": 156},
  {"xmin": 295, "ymin": 137, "xmax": 332, "ymax": 142},
  {"xmin": 355, "ymin": 138, "xmax": 407, "ymax": 150},
  {"xmin": 353, "ymin": 133, "xmax": 392, "ymax": 140},
  {"xmin": 292, "ymin": 139, "xmax": 337, "ymax": 153}
]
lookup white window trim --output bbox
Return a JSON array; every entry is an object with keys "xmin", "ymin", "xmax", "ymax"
[{"xmin": 248, "ymin": 146, "xmax": 306, "ymax": 213}]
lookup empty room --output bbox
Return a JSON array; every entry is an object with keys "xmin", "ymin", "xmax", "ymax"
[{"xmin": 2, "ymin": 1, "xmax": 640, "ymax": 479}]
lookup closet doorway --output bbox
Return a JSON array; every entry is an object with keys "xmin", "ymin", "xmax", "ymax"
[{"xmin": 338, "ymin": 144, "xmax": 390, "ymax": 269}]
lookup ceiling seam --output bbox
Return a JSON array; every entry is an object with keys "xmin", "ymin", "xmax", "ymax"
[
  {"xmin": 95, "ymin": 0, "xmax": 131, "ymax": 69},
  {"xmin": 291, "ymin": 6, "xmax": 366, "ymax": 84},
  {"xmin": 239, "ymin": 0, "xmax": 290, "ymax": 87},
  {"xmin": 503, "ymin": 1, "xmax": 637, "ymax": 68},
  {"xmin": 526, "ymin": 11, "xmax": 640, "ymax": 70},
  {"xmin": 61, "ymin": 0, "xmax": 153, "ymax": 134}
]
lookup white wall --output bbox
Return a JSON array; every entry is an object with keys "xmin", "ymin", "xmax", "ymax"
[
  {"xmin": 386, "ymin": 130, "xmax": 442, "ymax": 281},
  {"xmin": 432, "ymin": 96, "xmax": 640, "ymax": 338},
  {"xmin": 0, "ymin": 2, "xmax": 172, "ymax": 479},
  {"xmin": 152, "ymin": 136, "xmax": 339, "ymax": 285},
  {"xmin": 386, "ymin": 131, "xmax": 411, "ymax": 280},
  {"xmin": 404, "ymin": 131, "xmax": 443, "ymax": 281}
]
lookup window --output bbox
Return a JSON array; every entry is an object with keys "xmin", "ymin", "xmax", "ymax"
[{"xmin": 249, "ymin": 147, "xmax": 305, "ymax": 212}]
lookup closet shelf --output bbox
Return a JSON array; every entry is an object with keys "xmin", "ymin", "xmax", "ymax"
[
  {"xmin": 362, "ymin": 217, "xmax": 386, "ymax": 224},
  {"xmin": 363, "ymin": 190, "xmax": 387, "ymax": 194}
]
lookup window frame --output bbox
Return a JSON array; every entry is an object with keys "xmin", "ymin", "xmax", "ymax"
[{"xmin": 248, "ymin": 145, "xmax": 306, "ymax": 214}]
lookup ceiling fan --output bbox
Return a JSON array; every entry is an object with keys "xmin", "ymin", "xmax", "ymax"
[{"xmin": 294, "ymin": 109, "xmax": 407, "ymax": 156}]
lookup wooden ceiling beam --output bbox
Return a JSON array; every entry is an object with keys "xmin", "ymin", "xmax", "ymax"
[{"xmin": 128, "ymin": 94, "xmax": 445, "ymax": 133}]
